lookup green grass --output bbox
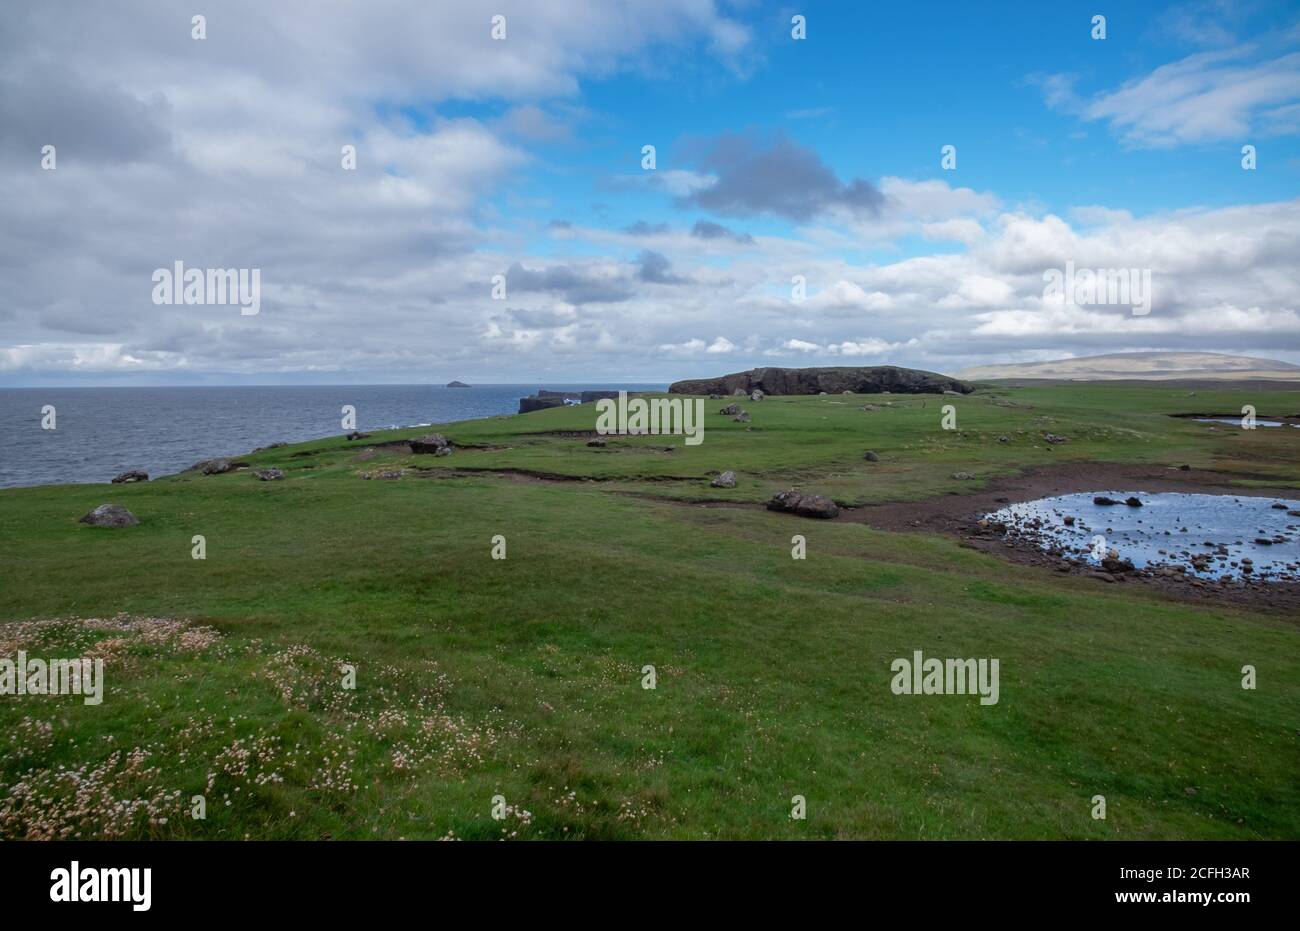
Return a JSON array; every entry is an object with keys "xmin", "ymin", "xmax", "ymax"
[{"xmin": 1, "ymin": 383, "xmax": 1297, "ymax": 839}]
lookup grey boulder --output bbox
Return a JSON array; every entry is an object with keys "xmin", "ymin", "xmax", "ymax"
[{"xmin": 80, "ymin": 504, "xmax": 138, "ymax": 527}]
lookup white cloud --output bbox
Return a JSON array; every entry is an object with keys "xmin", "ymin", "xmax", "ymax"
[{"xmin": 1040, "ymin": 46, "xmax": 1300, "ymax": 147}]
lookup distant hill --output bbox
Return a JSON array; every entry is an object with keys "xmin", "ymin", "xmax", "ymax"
[{"xmin": 957, "ymin": 352, "xmax": 1300, "ymax": 382}]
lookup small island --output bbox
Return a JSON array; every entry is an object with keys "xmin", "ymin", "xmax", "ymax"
[{"xmin": 445, "ymin": 380, "xmax": 471, "ymax": 388}]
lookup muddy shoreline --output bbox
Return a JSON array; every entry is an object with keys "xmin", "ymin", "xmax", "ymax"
[{"xmin": 838, "ymin": 462, "xmax": 1300, "ymax": 615}]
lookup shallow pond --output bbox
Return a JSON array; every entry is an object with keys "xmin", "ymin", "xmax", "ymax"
[{"xmin": 987, "ymin": 492, "xmax": 1300, "ymax": 581}]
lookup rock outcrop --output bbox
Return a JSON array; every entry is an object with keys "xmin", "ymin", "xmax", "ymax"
[
  {"xmin": 669, "ymin": 366, "xmax": 974, "ymax": 397},
  {"xmin": 519, "ymin": 389, "xmax": 622, "ymax": 413},
  {"xmin": 111, "ymin": 470, "xmax": 148, "ymax": 484}
]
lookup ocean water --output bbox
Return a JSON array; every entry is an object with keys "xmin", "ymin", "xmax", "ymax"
[{"xmin": 0, "ymin": 384, "xmax": 660, "ymax": 489}]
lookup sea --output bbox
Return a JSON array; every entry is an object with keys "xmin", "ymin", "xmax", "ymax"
[{"xmin": 0, "ymin": 384, "xmax": 662, "ymax": 489}]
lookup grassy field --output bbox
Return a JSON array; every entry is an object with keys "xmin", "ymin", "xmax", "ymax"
[{"xmin": 1, "ymin": 382, "xmax": 1297, "ymax": 839}]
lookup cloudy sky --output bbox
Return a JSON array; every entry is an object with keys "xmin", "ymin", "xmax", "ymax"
[{"xmin": 2, "ymin": 0, "xmax": 1299, "ymax": 386}]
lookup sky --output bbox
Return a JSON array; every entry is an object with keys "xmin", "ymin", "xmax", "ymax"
[{"xmin": 1, "ymin": 0, "xmax": 1299, "ymax": 386}]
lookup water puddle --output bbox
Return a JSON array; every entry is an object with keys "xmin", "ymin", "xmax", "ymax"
[
  {"xmin": 986, "ymin": 492, "xmax": 1300, "ymax": 581},
  {"xmin": 1194, "ymin": 417, "xmax": 1298, "ymax": 428}
]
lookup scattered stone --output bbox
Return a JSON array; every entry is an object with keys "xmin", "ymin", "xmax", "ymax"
[
  {"xmin": 1254, "ymin": 538, "xmax": 1274, "ymax": 546},
  {"xmin": 587, "ymin": 438, "xmax": 607, "ymax": 447},
  {"xmin": 360, "ymin": 469, "xmax": 405, "ymax": 480},
  {"xmin": 952, "ymin": 471, "xmax": 975, "ymax": 480},
  {"xmin": 1102, "ymin": 556, "xmax": 1136, "ymax": 574},
  {"xmin": 1093, "ymin": 496, "xmax": 1119, "ymax": 506},
  {"xmin": 997, "ymin": 435, "xmax": 1010, "ymax": 443},
  {"xmin": 864, "ymin": 450, "xmax": 880, "ymax": 462},
  {"xmin": 197, "ymin": 458, "xmax": 233, "ymax": 475},
  {"xmin": 1043, "ymin": 433, "xmax": 1068, "ymax": 444},
  {"xmin": 253, "ymin": 468, "xmax": 285, "ymax": 481},
  {"xmin": 719, "ymin": 403, "xmax": 742, "ymax": 415},
  {"xmin": 733, "ymin": 411, "xmax": 751, "ymax": 423},
  {"xmin": 110, "ymin": 470, "xmax": 148, "ymax": 484},
  {"xmin": 410, "ymin": 433, "xmax": 450, "ymax": 454},
  {"xmin": 1063, "ymin": 516, "xmax": 1075, "ymax": 526},
  {"xmin": 434, "ymin": 446, "xmax": 453, "ymax": 457},
  {"xmin": 732, "ymin": 388, "xmax": 747, "ymax": 397},
  {"xmin": 1125, "ymin": 496, "xmax": 1143, "ymax": 507},
  {"xmin": 710, "ymin": 471, "xmax": 737, "ymax": 488},
  {"xmin": 767, "ymin": 489, "xmax": 840, "ymax": 519},
  {"xmin": 79, "ymin": 504, "xmax": 138, "ymax": 527},
  {"xmin": 345, "ymin": 431, "xmax": 371, "ymax": 441},
  {"xmin": 708, "ymin": 394, "xmax": 721, "ymax": 400},
  {"xmin": 1178, "ymin": 464, "xmax": 1191, "ymax": 471}
]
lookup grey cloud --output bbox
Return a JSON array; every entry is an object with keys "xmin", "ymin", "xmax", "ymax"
[
  {"xmin": 681, "ymin": 131, "xmax": 884, "ymax": 221},
  {"xmin": 0, "ymin": 70, "xmax": 172, "ymax": 163},
  {"xmin": 505, "ymin": 261, "xmax": 633, "ymax": 304},
  {"xmin": 635, "ymin": 251, "xmax": 688, "ymax": 284},
  {"xmin": 691, "ymin": 219, "xmax": 754, "ymax": 243},
  {"xmin": 623, "ymin": 220, "xmax": 670, "ymax": 235}
]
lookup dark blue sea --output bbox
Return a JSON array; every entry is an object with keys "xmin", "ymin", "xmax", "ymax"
[{"xmin": 0, "ymin": 384, "xmax": 661, "ymax": 489}]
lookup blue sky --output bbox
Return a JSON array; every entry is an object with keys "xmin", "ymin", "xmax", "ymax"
[{"xmin": 2, "ymin": 0, "xmax": 1298, "ymax": 385}]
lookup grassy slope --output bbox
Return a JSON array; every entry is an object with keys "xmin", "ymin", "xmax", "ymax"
[{"xmin": 0, "ymin": 384, "xmax": 1297, "ymax": 839}]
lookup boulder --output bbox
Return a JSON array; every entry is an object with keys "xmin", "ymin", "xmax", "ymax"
[
  {"xmin": 710, "ymin": 471, "xmax": 737, "ymax": 488},
  {"xmin": 1043, "ymin": 433, "xmax": 1068, "ymax": 444},
  {"xmin": 79, "ymin": 504, "xmax": 138, "ymax": 527},
  {"xmin": 670, "ymin": 366, "xmax": 973, "ymax": 397},
  {"xmin": 864, "ymin": 450, "xmax": 880, "ymax": 462},
  {"xmin": 110, "ymin": 470, "xmax": 148, "ymax": 484},
  {"xmin": 587, "ymin": 438, "xmax": 607, "ymax": 447},
  {"xmin": 253, "ymin": 468, "xmax": 285, "ymax": 481},
  {"xmin": 733, "ymin": 411, "xmax": 751, "ymax": 423},
  {"xmin": 952, "ymin": 471, "xmax": 976, "ymax": 480},
  {"xmin": 767, "ymin": 489, "xmax": 839, "ymax": 519},
  {"xmin": 434, "ymin": 446, "xmax": 453, "ymax": 457},
  {"xmin": 197, "ymin": 458, "xmax": 233, "ymax": 475},
  {"xmin": 345, "ymin": 431, "xmax": 371, "ymax": 441},
  {"xmin": 1124, "ymin": 496, "xmax": 1143, "ymax": 507},
  {"xmin": 719, "ymin": 403, "xmax": 742, "ymax": 415},
  {"xmin": 750, "ymin": 390, "xmax": 764, "ymax": 401},
  {"xmin": 1093, "ymin": 496, "xmax": 1119, "ymax": 506},
  {"xmin": 410, "ymin": 433, "xmax": 450, "ymax": 454}
]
